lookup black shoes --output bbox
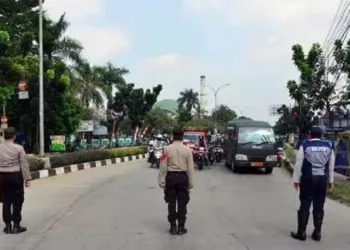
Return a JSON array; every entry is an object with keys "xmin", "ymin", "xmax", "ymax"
[
  {"xmin": 311, "ymin": 230, "xmax": 321, "ymax": 241},
  {"xmin": 13, "ymin": 225, "xmax": 27, "ymax": 234},
  {"xmin": 290, "ymin": 211, "xmax": 309, "ymax": 241},
  {"xmin": 290, "ymin": 231, "xmax": 307, "ymax": 241},
  {"xmin": 311, "ymin": 211, "xmax": 323, "ymax": 241},
  {"xmin": 291, "ymin": 210, "xmax": 324, "ymax": 241},
  {"xmin": 3, "ymin": 224, "xmax": 12, "ymax": 234},
  {"xmin": 169, "ymin": 223, "xmax": 177, "ymax": 235},
  {"xmin": 3, "ymin": 223, "xmax": 27, "ymax": 234},
  {"xmin": 169, "ymin": 223, "xmax": 188, "ymax": 235},
  {"xmin": 177, "ymin": 224, "xmax": 188, "ymax": 235}
]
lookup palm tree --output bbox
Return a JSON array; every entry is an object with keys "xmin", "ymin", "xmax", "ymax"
[
  {"xmin": 69, "ymin": 62, "xmax": 105, "ymax": 108},
  {"xmin": 177, "ymin": 88, "xmax": 200, "ymax": 112},
  {"xmin": 43, "ymin": 14, "xmax": 83, "ymax": 64},
  {"xmin": 94, "ymin": 62, "xmax": 129, "ymax": 103}
]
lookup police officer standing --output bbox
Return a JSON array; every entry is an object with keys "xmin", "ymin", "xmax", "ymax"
[
  {"xmin": 291, "ymin": 126, "xmax": 335, "ymax": 241},
  {"xmin": 158, "ymin": 129, "xmax": 194, "ymax": 235},
  {"xmin": 0, "ymin": 128, "xmax": 31, "ymax": 234}
]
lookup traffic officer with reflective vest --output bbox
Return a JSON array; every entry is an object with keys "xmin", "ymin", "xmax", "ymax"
[
  {"xmin": 158, "ymin": 129, "xmax": 195, "ymax": 235},
  {"xmin": 291, "ymin": 126, "xmax": 335, "ymax": 241}
]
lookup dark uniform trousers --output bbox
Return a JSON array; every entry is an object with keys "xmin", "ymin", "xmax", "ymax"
[
  {"xmin": 164, "ymin": 172, "xmax": 189, "ymax": 225},
  {"xmin": 299, "ymin": 175, "xmax": 328, "ymax": 231},
  {"xmin": 0, "ymin": 172, "xmax": 24, "ymax": 225}
]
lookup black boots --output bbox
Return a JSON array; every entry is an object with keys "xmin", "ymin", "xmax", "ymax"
[
  {"xmin": 169, "ymin": 223, "xmax": 177, "ymax": 235},
  {"xmin": 177, "ymin": 223, "xmax": 188, "ymax": 235},
  {"xmin": 12, "ymin": 224, "xmax": 27, "ymax": 234},
  {"xmin": 169, "ymin": 222, "xmax": 187, "ymax": 235},
  {"xmin": 3, "ymin": 224, "xmax": 12, "ymax": 234},
  {"xmin": 291, "ymin": 211, "xmax": 309, "ymax": 241},
  {"xmin": 311, "ymin": 211, "xmax": 323, "ymax": 241}
]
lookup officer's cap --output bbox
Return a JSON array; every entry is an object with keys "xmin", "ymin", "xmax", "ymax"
[{"xmin": 310, "ymin": 126, "xmax": 323, "ymax": 137}]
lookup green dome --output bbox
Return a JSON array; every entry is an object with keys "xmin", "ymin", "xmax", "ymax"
[{"xmin": 153, "ymin": 99, "xmax": 178, "ymax": 114}]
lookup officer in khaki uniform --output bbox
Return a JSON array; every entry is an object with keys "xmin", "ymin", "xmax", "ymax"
[
  {"xmin": 158, "ymin": 129, "xmax": 194, "ymax": 235},
  {"xmin": 0, "ymin": 127, "xmax": 31, "ymax": 234}
]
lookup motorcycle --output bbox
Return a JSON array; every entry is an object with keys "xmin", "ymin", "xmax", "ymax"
[
  {"xmin": 277, "ymin": 147, "xmax": 284, "ymax": 168},
  {"xmin": 195, "ymin": 147, "xmax": 206, "ymax": 170},
  {"xmin": 213, "ymin": 146, "xmax": 223, "ymax": 163},
  {"xmin": 152, "ymin": 145, "xmax": 163, "ymax": 168},
  {"xmin": 207, "ymin": 146, "xmax": 215, "ymax": 165},
  {"xmin": 147, "ymin": 142, "xmax": 154, "ymax": 164}
]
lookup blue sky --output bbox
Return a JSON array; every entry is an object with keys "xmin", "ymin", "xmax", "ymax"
[{"xmin": 45, "ymin": 0, "xmax": 339, "ymax": 124}]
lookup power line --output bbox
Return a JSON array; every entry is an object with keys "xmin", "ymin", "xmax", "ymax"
[
  {"xmin": 323, "ymin": 0, "xmax": 350, "ymax": 59},
  {"xmin": 323, "ymin": 0, "xmax": 346, "ymax": 49}
]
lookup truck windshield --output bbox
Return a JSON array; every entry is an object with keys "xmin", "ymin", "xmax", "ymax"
[
  {"xmin": 184, "ymin": 134, "xmax": 200, "ymax": 142},
  {"xmin": 238, "ymin": 127, "xmax": 276, "ymax": 145}
]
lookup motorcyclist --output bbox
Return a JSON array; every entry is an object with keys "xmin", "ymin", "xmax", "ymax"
[
  {"xmin": 199, "ymin": 135, "xmax": 206, "ymax": 148},
  {"xmin": 147, "ymin": 136, "xmax": 155, "ymax": 163},
  {"xmin": 198, "ymin": 135, "xmax": 209, "ymax": 165},
  {"xmin": 155, "ymin": 134, "xmax": 165, "ymax": 147}
]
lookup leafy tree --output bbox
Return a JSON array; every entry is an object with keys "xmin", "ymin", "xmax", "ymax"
[
  {"xmin": 184, "ymin": 118, "xmax": 215, "ymax": 131},
  {"xmin": 177, "ymin": 88, "xmax": 199, "ymax": 112},
  {"xmin": 285, "ymin": 44, "xmax": 323, "ymax": 132},
  {"xmin": 176, "ymin": 107, "xmax": 193, "ymax": 126},
  {"xmin": 94, "ymin": 62, "xmax": 129, "ymax": 102},
  {"xmin": 145, "ymin": 107, "xmax": 175, "ymax": 134},
  {"xmin": 211, "ymin": 105, "xmax": 237, "ymax": 124},
  {"xmin": 110, "ymin": 83, "xmax": 162, "ymax": 136}
]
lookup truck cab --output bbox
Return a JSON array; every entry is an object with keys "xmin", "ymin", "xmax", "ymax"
[{"xmin": 183, "ymin": 128, "xmax": 206, "ymax": 151}]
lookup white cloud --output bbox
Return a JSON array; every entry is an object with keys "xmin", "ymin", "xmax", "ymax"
[
  {"xmin": 44, "ymin": 0, "xmax": 129, "ymax": 64},
  {"xmin": 184, "ymin": 0, "xmax": 335, "ymax": 26},
  {"xmin": 69, "ymin": 26, "xmax": 129, "ymax": 64},
  {"xmin": 127, "ymin": 53, "xmax": 208, "ymax": 97},
  {"xmin": 184, "ymin": 0, "xmax": 339, "ymax": 63}
]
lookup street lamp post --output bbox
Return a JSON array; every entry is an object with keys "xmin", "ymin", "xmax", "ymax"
[
  {"xmin": 39, "ymin": 0, "xmax": 44, "ymax": 156},
  {"xmin": 205, "ymin": 83, "xmax": 231, "ymax": 131}
]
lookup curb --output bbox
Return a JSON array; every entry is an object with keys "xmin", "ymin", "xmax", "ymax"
[{"xmin": 30, "ymin": 153, "xmax": 148, "ymax": 180}]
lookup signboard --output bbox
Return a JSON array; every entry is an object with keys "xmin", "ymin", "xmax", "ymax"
[
  {"xmin": 50, "ymin": 135, "xmax": 66, "ymax": 152},
  {"xmin": 18, "ymin": 91, "xmax": 29, "ymax": 100},
  {"xmin": 93, "ymin": 125, "xmax": 108, "ymax": 135},
  {"xmin": 77, "ymin": 120, "xmax": 93, "ymax": 132}
]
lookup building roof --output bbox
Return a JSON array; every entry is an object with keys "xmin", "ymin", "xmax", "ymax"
[{"xmin": 153, "ymin": 99, "xmax": 178, "ymax": 114}]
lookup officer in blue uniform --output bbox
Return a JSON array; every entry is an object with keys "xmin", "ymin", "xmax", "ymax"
[{"xmin": 291, "ymin": 126, "xmax": 335, "ymax": 241}]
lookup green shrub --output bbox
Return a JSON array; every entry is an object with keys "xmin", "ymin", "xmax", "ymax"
[
  {"xmin": 49, "ymin": 146, "xmax": 147, "ymax": 168},
  {"xmin": 284, "ymin": 144, "xmax": 296, "ymax": 164},
  {"xmin": 28, "ymin": 156, "xmax": 45, "ymax": 171}
]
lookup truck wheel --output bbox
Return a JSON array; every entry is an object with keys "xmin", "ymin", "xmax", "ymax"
[
  {"xmin": 231, "ymin": 161, "xmax": 239, "ymax": 173},
  {"xmin": 265, "ymin": 167, "xmax": 273, "ymax": 174}
]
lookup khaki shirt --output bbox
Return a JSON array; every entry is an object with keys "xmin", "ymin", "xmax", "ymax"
[
  {"xmin": 0, "ymin": 141, "xmax": 31, "ymax": 180},
  {"xmin": 158, "ymin": 141, "xmax": 195, "ymax": 189}
]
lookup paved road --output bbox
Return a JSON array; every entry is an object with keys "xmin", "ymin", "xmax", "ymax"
[{"xmin": 1, "ymin": 161, "xmax": 350, "ymax": 250}]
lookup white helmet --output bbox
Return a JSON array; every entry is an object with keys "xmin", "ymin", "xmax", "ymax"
[{"xmin": 156, "ymin": 134, "xmax": 162, "ymax": 139}]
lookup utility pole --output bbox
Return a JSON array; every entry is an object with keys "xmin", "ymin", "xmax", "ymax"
[
  {"xmin": 39, "ymin": 0, "xmax": 44, "ymax": 156},
  {"xmin": 205, "ymin": 83, "xmax": 231, "ymax": 132}
]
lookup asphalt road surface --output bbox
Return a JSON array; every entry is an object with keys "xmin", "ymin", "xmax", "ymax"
[{"xmin": 1, "ymin": 160, "xmax": 350, "ymax": 250}]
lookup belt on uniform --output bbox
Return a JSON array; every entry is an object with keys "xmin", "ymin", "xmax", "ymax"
[{"xmin": 167, "ymin": 171, "xmax": 187, "ymax": 174}]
